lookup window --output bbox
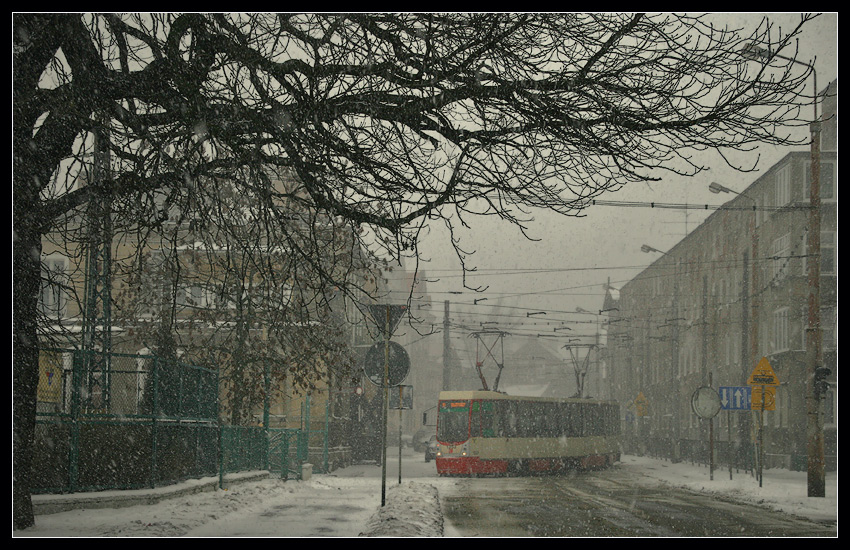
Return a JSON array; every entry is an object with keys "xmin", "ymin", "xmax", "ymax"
[
  {"xmin": 805, "ymin": 230, "xmax": 836, "ymax": 276},
  {"xmin": 771, "ymin": 233, "xmax": 791, "ymax": 280},
  {"xmin": 40, "ymin": 255, "xmax": 68, "ymax": 320},
  {"xmin": 774, "ymin": 165, "xmax": 791, "ymax": 207},
  {"xmin": 822, "ymin": 308, "xmax": 836, "ymax": 351},
  {"xmin": 774, "ymin": 386, "xmax": 789, "ymax": 428},
  {"xmin": 824, "ymin": 390, "xmax": 835, "ymax": 426},
  {"xmin": 820, "ymin": 232, "xmax": 836, "ymax": 275},
  {"xmin": 772, "ymin": 307, "xmax": 789, "ymax": 353},
  {"xmin": 804, "ymin": 161, "xmax": 835, "ymax": 202}
]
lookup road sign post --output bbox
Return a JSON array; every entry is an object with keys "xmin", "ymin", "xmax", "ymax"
[
  {"xmin": 718, "ymin": 386, "xmax": 752, "ymax": 480},
  {"xmin": 366, "ymin": 305, "xmax": 408, "ymax": 508},
  {"xmin": 747, "ymin": 357, "xmax": 780, "ymax": 488},
  {"xmin": 691, "ymin": 379, "xmax": 721, "ymax": 480}
]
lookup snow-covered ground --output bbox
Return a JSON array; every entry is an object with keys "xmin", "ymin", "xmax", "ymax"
[{"xmin": 14, "ymin": 449, "xmax": 837, "ymax": 537}]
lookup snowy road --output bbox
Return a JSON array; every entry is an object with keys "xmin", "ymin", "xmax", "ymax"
[{"xmin": 440, "ymin": 466, "xmax": 837, "ymax": 537}]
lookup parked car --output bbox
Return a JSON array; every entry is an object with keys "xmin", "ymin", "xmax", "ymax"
[
  {"xmin": 413, "ymin": 428, "xmax": 433, "ymax": 452},
  {"xmin": 425, "ymin": 435, "xmax": 439, "ymax": 462}
]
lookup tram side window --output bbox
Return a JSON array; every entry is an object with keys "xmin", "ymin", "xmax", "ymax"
[
  {"xmin": 555, "ymin": 403, "xmax": 568, "ymax": 438},
  {"xmin": 530, "ymin": 402, "xmax": 542, "ymax": 437},
  {"xmin": 470, "ymin": 401, "xmax": 482, "ymax": 437},
  {"xmin": 546, "ymin": 403, "xmax": 561, "ymax": 437},
  {"xmin": 492, "ymin": 401, "xmax": 506, "ymax": 437},
  {"xmin": 540, "ymin": 403, "xmax": 555, "ymax": 437},
  {"xmin": 610, "ymin": 404, "xmax": 621, "ymax": 435},
  {"xmin": 504, "ymin": 401, "xmax": 518, "ymax": 438},
  {"xmin": 480, "ymin": 401, "xmax": 497, "ymax": 437},
  {"xmin": 516, "ymin": 402, "xmax": 531, "ymax": 437},
  {"xmin": 576, "ymin": 403, "xmax": 587, "ymax": 437},
  {"xmin": 561, "ymin": 403, "xmax": 578, "ymax": 437},
  {"xmin": 586, "ymin": 404, "xmax": 601, "ymax": 436}
]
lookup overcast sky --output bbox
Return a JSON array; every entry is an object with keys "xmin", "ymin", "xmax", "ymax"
[{"xmin": 397, "ymin": 12, "xmax": 838, "ymax": 338}]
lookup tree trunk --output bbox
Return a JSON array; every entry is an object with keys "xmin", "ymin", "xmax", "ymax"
[{"xmin": 13, "ymin": 190, "xmax": 41, "ymax": 530}]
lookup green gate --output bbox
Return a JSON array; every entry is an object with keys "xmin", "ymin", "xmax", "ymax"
[{"xmin": 268, "ymin": 428, "xmax": 307, "ymax": 480}]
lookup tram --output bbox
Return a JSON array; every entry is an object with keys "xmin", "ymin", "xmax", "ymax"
[{"xmin": 435, "ymin": 390, "xmax": 620, "ymax": 476}]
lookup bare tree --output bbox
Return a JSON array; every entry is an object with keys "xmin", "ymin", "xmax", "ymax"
[
  {"xmin": 14, "ymin": 12, "xmax": 820, "ymax": 529},
  {"xmin": 112, "ymin": 169, "xmax": 365, "ymax": 425}
]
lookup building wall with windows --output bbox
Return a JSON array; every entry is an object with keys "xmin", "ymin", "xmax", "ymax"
[{"xmin": 607, "ymin": 79, "xmax": 837, "ymax": 471}]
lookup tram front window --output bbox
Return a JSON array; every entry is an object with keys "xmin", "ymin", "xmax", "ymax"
[{"xmin": 437, "ymin": 401, "xmax": 470, "ymax": 443}]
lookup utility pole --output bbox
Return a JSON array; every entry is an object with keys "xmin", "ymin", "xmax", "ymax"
[
  {"xmin": 741, "ymin": 250, "xmax": 752, "ymax": 474},
  {"xmin": 443, "ymin": 301, "xmax": 451, "ymax": 390},
  {"xmin": 81, "ymin": 121, "xmax": 113, "ymax": 412},
  {"xmin": 806, "ymin": 116, "xmax": 825, "ymax": 498},
  {"xmin": 741, "ymin": 41, "xmax": 825, "ymax": 498}
]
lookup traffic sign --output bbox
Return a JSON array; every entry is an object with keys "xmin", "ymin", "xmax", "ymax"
[
  {"xmin": 363, "ymin": 341, "xmax": 410, "ymax": 387},
  {"xmin": 389, "ymin": 385, "xmax": 413, "ymax": 410},
  {"xmin": 368, "ymin": 304, "xmax": 408, "ymax": 337},
  {"xmin": 747, "ymin": 357, "xmax": 780, "ymax": 386},
  {"xmin": 719, "ymin": 386, "xmax": 751, "ymax": 410},
  {"xmin": 751, "ymin": 386, "xmax": 776, "ymax": 411},
  {"xmin": 691, "ymin": 386, "xmax": 722, "ymax": 419},
  {"xmin": 634, "ymin": 392, "xmax": 650, "ymax": 417}
]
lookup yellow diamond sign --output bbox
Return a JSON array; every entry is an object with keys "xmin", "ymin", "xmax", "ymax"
[{"xmin": 747, "ymin": 357, "xmax": 780, "ymax": 386}]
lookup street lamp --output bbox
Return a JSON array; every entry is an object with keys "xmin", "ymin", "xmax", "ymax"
[
  {"xmin": 709, "ymin": 179, "xmax": 759, "ymax": 478},
  {"xmin": 641, "ymin": 244, "xmax": 668, "ymax": 255},
  {"xmin": 742, "ymin": 42, "xmax": 824, "ymax": 498},
  {"xmin": 709, "ymin": 182, "xmax": 757, "ymax": 207}
]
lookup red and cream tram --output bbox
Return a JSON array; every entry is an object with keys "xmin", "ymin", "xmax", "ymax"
[{"xmin": 434, "ymin": 390, "xmax": 621, "ymax": 476}]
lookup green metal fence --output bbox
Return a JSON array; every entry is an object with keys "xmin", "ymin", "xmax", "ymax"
[
  {"xmin": 32, "ymin": 348, "xmax": 317, "ymax": 495},
  {"xmin": 33, "ymin": 348, "xmax": 220, "ymax": 494},
  {"xmin": 268, "ymin": 428, "xmax": 307, "ymax": 480}
]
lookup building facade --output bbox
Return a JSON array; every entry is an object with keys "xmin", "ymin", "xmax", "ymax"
[{"xmin": 606, "ymin": 80, "xmax": 837, "ymax": 471}]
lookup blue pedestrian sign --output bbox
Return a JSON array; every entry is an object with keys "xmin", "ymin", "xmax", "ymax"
[{"xmin": 718, "ymin": 386, "xmax": 751, "ymax": 411}]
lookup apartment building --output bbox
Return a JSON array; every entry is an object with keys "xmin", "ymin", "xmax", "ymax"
[{"xmin": 606, "ymin": 80, "xmax": 837, "ymax": 471}]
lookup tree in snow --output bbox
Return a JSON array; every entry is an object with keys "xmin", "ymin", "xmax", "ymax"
[{"xmin": 14, "ymin": 12, "xmax": 819, "ymax": 528}]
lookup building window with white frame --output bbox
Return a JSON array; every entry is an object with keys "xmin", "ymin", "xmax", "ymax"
[
  {"xmin": 804, "ymin": 161, "xmax": 835, "ymax": 202},
  {"xmin": 806, "ymin": 230, "xmax": 837, "ymax": 276},
  {"xmin": 40, "ymin": 254, "xmax": 69, "ymax": 320},
  {"xmin": 772, "ymin": 307, "xmax": 790, "ymax": 353},
  {"xmin": 820, "ymin": 231, "xmax": 836, "ymax": 275},
  {"xmin": 774, "ymin": 164, "xmax": 791, "ymax": 207},
  {"xmin": 771, "ymin": 233, "xmax": 791, "ymax": 281}
]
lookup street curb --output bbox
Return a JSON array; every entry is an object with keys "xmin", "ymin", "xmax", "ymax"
[{"xmin": 32, "ymin": 471, "xmax": 271, "ymax": 516}]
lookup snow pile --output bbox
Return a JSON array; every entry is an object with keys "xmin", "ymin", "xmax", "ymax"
[{"xmin": 360, "ymin": 481, "xmax": 443, "ymax": 537}]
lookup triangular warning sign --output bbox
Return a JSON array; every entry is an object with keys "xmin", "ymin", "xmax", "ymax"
[
  {"xmin": 747, "ymin": 356, "xmax": 780, "ymax": 386},
  {"xmin": 368, "ymin": 304, "xmax": 408, "ymax": 337}
]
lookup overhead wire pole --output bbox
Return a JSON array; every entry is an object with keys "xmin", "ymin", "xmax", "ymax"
[
  {"xmin": 81, "ymin": 119, "xmax": 113, "ymax": 412},
  {"xmin": 741, "ymin": 42, "xmax": 826, "ymax": 498}
]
